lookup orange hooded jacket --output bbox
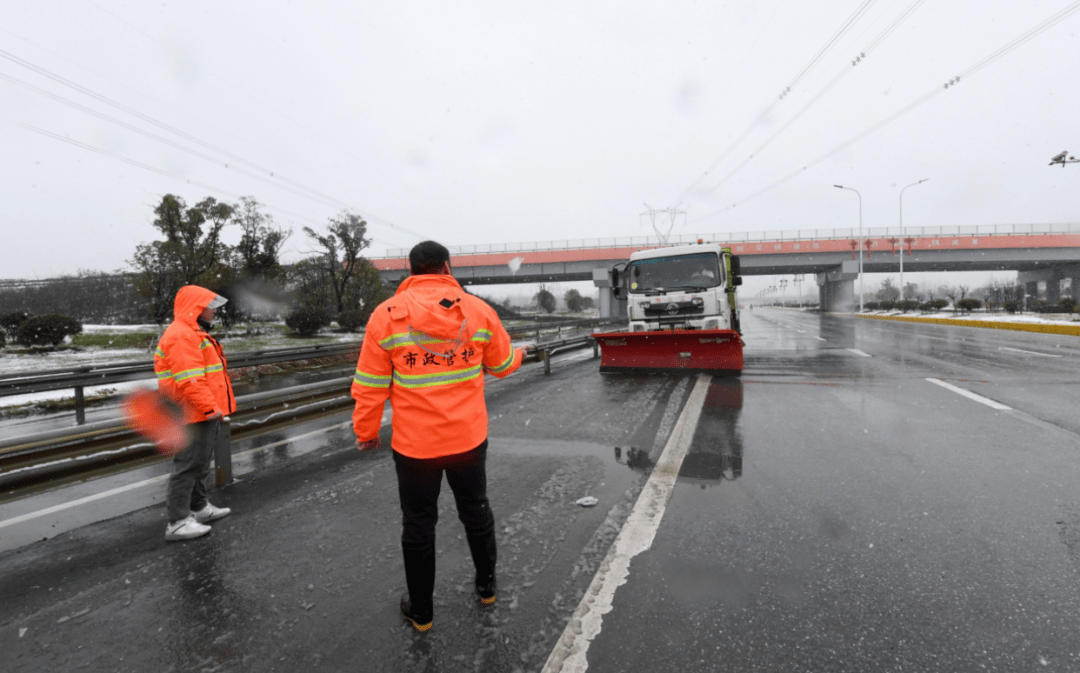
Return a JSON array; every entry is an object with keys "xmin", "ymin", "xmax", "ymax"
[
  {"xmin": 351, "ymin": 274, "xmax": 523, "ymax": 459},
  {"xmin": 154, "ymin": 285, "xmax": 236, "ymax": 424}
]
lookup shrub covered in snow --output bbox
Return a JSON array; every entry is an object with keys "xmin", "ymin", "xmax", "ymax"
[
  {"xmin": 16, "ymin": 314, "xmax": 83, "ymax": 347},
  {"xmin": 285, "ymin": 306, "xmax": 331, "ymax": 337},
  {"xmin": 336, "ymin": 309, "xmax": 367, "ymax": 333},
  {"xmin": 0, "ymin": 310, "xmax": 30, "ymax": 335}
]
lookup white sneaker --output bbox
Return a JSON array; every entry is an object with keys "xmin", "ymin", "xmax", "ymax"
[
  {"xmin": 165, "ymin": 515, "xmax": 211, "ymax": 541},
  {"xmin": 192, "ymin": 503, "xmax": 231, "ymax": 523}
]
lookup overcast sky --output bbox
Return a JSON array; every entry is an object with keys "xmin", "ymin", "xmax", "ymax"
[{"xmin": 2, "ymin": 0, "xmax": 1077, "ymax": 297}]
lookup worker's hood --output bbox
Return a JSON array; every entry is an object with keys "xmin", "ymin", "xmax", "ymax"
[
  {"xmin": 173, "ymin": 285, "xmax": 222, "ymax": 327},
  {"xmin": 393, "ymin": 274, "xmax": 470, "ymax": 342}
]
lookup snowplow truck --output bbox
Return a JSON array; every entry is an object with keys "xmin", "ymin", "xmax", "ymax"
[{"xmin": 593, "ymin": 242, "xmax": 744, "ymax": 374}]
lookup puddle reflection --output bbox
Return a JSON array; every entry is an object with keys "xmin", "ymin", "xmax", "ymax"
[{"xmin": 616, "ymin": 379, "xmax": 745, "ymax": 487}]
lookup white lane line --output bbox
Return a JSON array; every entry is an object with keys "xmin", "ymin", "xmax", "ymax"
[
  {"xmin": 999, "ymin": 346, "xmax": 1062, "ymax": 358},
  {"xmin": 816, "ymin": 337, "xmax": 828, "ymax": 342},
  {"xmin": 847, "ymin": 348, "xmax": 872, "ymax": 357},
  {"xmin": 0, "ymin": 474, "xmax": 170, "ymax": 530},
  {"xmin": 542, "ymin": 374, "xmax": 712, "ymax": 673},
  {"xmin": 925, "ymin": 378, "xmax": 1011, "ymax": 411},
  {"xmin": 0, "ymin": 415, "xmax": 386, "ymax": 531}
]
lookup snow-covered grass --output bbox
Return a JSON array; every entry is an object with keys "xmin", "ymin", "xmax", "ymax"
[
  {"xmin": 0, "ymin": 324, "xmax": 356, "ymax": 379},
  {"xmin": 849, "ymin": 309, "xmax": 1080, "ymax": 325}
]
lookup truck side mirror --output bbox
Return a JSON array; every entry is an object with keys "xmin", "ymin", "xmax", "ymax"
[{"xmin": 611, "ymin": 266, "xmax": 627, "ymax": 300}]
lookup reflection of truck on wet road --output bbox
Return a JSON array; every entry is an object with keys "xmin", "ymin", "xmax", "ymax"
[{"xmin": 593, "ymin": 242, "xmax": 744, "ymax": 373}]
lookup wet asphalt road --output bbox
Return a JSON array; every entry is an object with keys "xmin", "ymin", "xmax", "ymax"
[{"xmin": 1, "ymin": 309, "xmax": 1079, "ymax": 672}]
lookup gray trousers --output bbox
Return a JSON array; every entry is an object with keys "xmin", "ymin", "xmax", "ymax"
[{"xmin": 166, "ymin": 419, "xmax": 220, "ymax": 524}]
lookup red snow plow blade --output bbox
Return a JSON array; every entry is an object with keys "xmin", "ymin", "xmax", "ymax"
[{"xmin": 592, "ymin": 329, "xmax": 743, "ymax": 374}]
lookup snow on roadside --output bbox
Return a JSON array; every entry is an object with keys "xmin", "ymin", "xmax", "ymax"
[{"xmin": 851, "ymin": 310, "xmax": 1080, "ymax": 325}]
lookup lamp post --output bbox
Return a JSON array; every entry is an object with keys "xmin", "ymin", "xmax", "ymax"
[
  {"xmin": 833, "ymin": 185, "xmax": 863, "ymax": 311},
  {"xmin": 899, "ymin": 178, "xmax": 929, "ymax": 301}
]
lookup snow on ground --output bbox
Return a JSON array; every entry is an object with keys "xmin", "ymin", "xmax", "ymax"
[
  {"xmin": 81, "ymin": 324, "xmax": 160, "ymax": 334},
  {"xmin": 1, "ymin": 348, "xmax": 152, "ymax": 376},
  {"xmin": 0, "ymin": 380, "xmax": 153, "ymax": 411},
  {"xmin": 851, "ymin": 310, "xmax": 1080, "ymax": 325}
]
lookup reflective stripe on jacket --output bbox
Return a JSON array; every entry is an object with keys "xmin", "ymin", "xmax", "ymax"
[
  {"xmin": 154, "ymin": 285, "xmax": 236, "ymax": 424},
  {"xmin": 351, "ymin": 274, "xmax": 523, "ymax": 459}
]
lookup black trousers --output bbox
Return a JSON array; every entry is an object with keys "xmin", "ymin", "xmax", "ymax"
[{"xmin": 393, "ymin": 439, "xmax": 496, "ymax": 616}]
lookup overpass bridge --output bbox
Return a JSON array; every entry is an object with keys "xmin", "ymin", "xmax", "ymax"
[{"xmin": 370, "ymin": 222, "xmax": 1080, "ymax": 312}]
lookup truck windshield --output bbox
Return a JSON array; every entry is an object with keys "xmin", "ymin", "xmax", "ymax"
[{"xmin": 627, "ymin": 252, "xmax": 722, "ymax": 294}]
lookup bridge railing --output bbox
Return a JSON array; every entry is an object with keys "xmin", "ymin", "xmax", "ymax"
[{"xmin": 377, "ymin": 222, "xmax": 1080, "ymax": 258}]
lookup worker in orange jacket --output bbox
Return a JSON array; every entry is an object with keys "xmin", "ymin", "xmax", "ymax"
[
  {"xmin": 351, "ymin": 240, "xmax": 524, "ymax": 632},
  {"xmin": 154, "ymin": 285, "xmax": 236, "ymax": 541}
]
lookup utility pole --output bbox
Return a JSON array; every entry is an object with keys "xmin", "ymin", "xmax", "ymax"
[
  {"xmin": 1049, "ymin": 151, "xmax": 1079, "ymax": 167},
  {"xmin": 641, "ymin": 204, "xmax": 687, "ymax": 246}
]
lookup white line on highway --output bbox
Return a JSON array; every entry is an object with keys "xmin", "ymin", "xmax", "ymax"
[
  {"xmin": 0, "ymin": 416, "xmax": 381, "ymax": 531},
  {"xmin": 816, "ymin": 337, "xmax": 828, "ymax": 342},
  {"xmin": 542, "ymin": 374, "xmax": 712, "ymax": 673},
  {"xmin": 925, "ymin": 378, "xmax": 1011, "ymax": 411},
  {"xmin": 999, "ymin": 346, "xmax": 1061, "ymax": 358},
  {"xmin": 847, "ymin": 348, "xmax": 872, "ymax": 357}
]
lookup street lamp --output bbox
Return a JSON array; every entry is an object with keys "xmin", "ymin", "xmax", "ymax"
[
  {"xmin": 834, "ymin": 185, "xmax": 863, "ymax": 311},
  {"xmin": 899, "ymin": 178, "xmax": 929, "ymax": 301}
]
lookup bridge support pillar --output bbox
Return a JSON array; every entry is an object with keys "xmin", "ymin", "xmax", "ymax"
[
  {"xmin": 816, "ymin": 261, "xmax": 859, "ymax": 312},
  {"xmin": 592, "ymin": 268, "xmax": 627, "ymax": 319},
  {"xmin": 1019, "ymin": 264, "xmax": 1080, "ymax": 308}
]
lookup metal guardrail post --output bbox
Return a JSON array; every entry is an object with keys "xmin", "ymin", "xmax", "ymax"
[
  {"xmin": 74, "ymin": 386, "xmax": 85, "ymax": 425},
  {"xmin": 214, "ymin": 417, "xmax": 233, "ymax": 487},
  {"xmin": 542, "ymin": 350, "xmax": 551, "ymax": 375},
  {"xmin": 592, "ymin": 338, "xmax": 599, "ymax": 358}
]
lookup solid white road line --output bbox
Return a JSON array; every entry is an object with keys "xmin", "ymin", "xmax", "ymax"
[
  {"xmin": 816, "ymin": 337, "xmax": 828, "ymax": 342},
  {"xmin": 542, "ymin": 374, "xmax": 712, "ymax": 673},
  {"xmin": 999, "ymin": 346, "xmax": 1062, "ymax": 358},
  {"xmin": 847, "ymin": 348, "xmax": 872, "ymax": 357},
  {"xmin": 0, "ymin": 415, "xmax": 386, "ymax": 531},
  {"xmin": 925, "ymin": 378, "xmax": 1011, "ymax": 411},
  {"xmin": 0, "ymin": 474, "xmax": 170, "ymax": 530}
]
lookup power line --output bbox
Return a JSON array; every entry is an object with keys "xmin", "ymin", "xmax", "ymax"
[
  {"xmin": 675, "ymin": 0, "xmax": 880, "ymax": 203},
  {"xmin": 16, "ymin": 123, "xmax": 405, "ymax": 250},
  {"xmin": 0, "ymin": 47, "xmax": 428, "ymax": 241},
  {"xmin": 77, "ymin": 1, "xmax": 448, "ymax": 240},
  {"xmin": 689, "ymin": 0, "xmax": 1080, "ymax": 223},
  {"xmin": 697, "ymin": 0, "xmax": 927, "ymax": 198}
]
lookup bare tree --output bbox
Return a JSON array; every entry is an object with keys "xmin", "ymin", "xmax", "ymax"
[{"xmin": 302, "ymin": 211, "xmax": 371, "ymax": 314}]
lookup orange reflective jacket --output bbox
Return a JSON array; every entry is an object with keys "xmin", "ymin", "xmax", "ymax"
[
  {"xmin": 154, "ymin": 285, "xmax": 236, "ymax": 424},
  {"xmin": 351, "ymin": 274, "xmax": 523, "ymax": 459}
]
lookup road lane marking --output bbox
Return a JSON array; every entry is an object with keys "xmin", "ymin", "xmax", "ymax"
[
  {"xmin": 847, "ymin": 348, "xmax": 872, "ymax": 357},
  {"xmin": 816, "ymin": 337, "xmax": 827, "ymax": 341},
  {"xmin": 0, "ymin": 474, "xmax": 171, "ymax": 530},
  {"xmin": 542, "ymin": 374, "xmax": 712, "ymax": 673},
  {"xmin": 0, "ymin": 415, "xmax": 386, "ymax": 531},
  {"xmin": 998, "ymin": 346, "xmax": 1062, "ymax": 358},
  {"xmin": 925, "ymin": 378, "xmax": 1011, "ymax": 411}
]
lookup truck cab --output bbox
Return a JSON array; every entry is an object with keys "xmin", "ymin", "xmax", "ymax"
[{"xmin": 614, "ymin": 243, "xmax": 742, "ymax": 335}]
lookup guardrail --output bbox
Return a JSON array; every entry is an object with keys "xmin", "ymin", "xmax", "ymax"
[
  {"xmin": 0, "ymin": 377, "xmax": 356, "ymax": 501},
  {"xmin": 0, "ymin": 326, "xmax": 616, "ymax": 501},
  {"xmin": 0, "ymin": 342, "xmax": 360, "ymax": 425},
  {"xmin": 377, "ymin": 222, "xmax": 1080, "ymax": 257},
  {"xmin": 0, "ymin": 318, "xmax": 624, "ymax": 425}
]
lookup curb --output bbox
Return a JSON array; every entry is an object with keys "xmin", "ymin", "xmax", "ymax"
[{"xmin": 852, "ymin": 313, "xmax": 1080, "ymax": 337}]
